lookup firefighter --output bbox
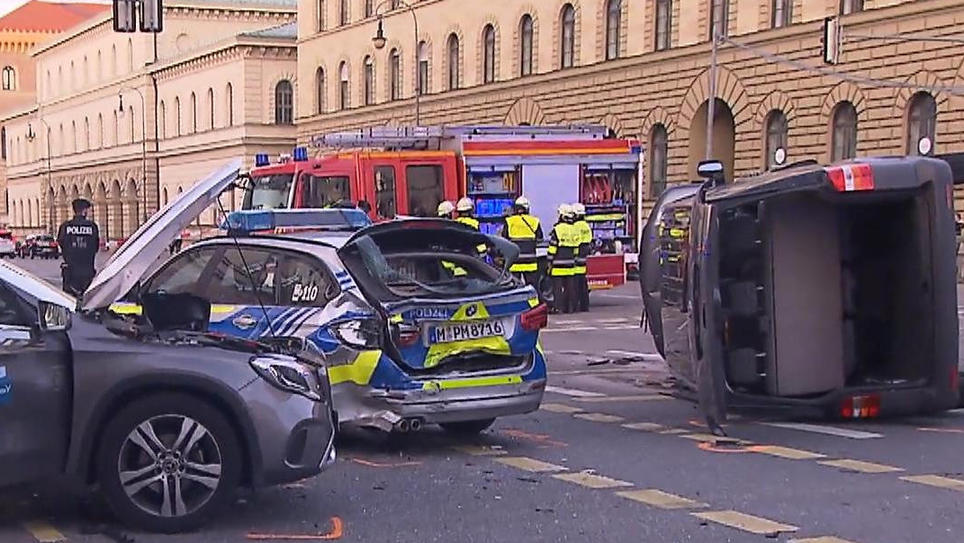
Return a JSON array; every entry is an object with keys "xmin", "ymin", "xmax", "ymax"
[
  {"xmin": 502, "ymin": 196, "xmax": 543, "ymax": 289},
  {"xmin": 572, "ymin": 202, "xmax": 592, "ymax": 312},
  {"xmin": 548, "ymin": 204, "xmax": 579, "ymax": 313},
  {"xmin": 57, "ymin": 198, "xmax": 100, "ymax": 297},
  {"xmin": 437, "ymin": 200, "xmax": 455, "ymax": 219},
  {"xmin": 454, "ymin": 197, "xmax": 487, "ymax": 257}
]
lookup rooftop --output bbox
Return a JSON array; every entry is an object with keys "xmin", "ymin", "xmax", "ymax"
[
  {"xmin": 240, "ymin": 20, "xmax": 296, "ymax": 39},
  {"xmin": 0, "ymin": 1, "xmax": 109, "ymax": 33}
]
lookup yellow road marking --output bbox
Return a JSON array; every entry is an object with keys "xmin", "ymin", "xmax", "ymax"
[
  {"xmin": 818, "ymin": 459, "xmax": 903, "ymax": 473},
  {"xmin": 622, "ymin": 422, "xmax": 665, "ymax": 431},
  {"xmin": 540, "ymin": 403, "xmax": 584, "ymax": 414},
  {"xmin": 22, "ymin": 522, "xmax": 66, "ymax": 542},
  {"xmin": 495, "ymin": 456, "xmax": 568, "ymax": 473},
  {"xmin": 573, "ymin": 394, "xmax": 669, "ymax": 403},
  {"xmin": 552, "ymin": 471, "xmax": 633, "ymax": 489},
  {"xmin": 451, "ymin": 445, "xmax": 507, "ymax": 456},
  {"xmin": 693, "ymin": 510, "xmax": 798, "ymax": 535},
  {"xmin": 573, "ymin": 413, "xmax": 625, "ymax": 423},
  {"xmin": 748, "ymin": 445, "xmax": 825, "ymax": 460},
  {"xmin": 616, "ymin": 489, "xmax": 708, "ymax": 510},
  {"xmin": 789, "ymin": 538, "xmax": 859, "ymax": 543},
  {"xmin": 901, "ymin": 474, "xmax": 964, "ymax": 492}
]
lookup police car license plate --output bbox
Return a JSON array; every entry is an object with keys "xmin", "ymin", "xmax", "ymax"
[{"xmin": 430, "ymin": 320, "xmax": 506, "ymax": 344}]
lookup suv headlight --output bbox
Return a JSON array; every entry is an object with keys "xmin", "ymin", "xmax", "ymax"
[{"xmin": 250, "ymin": 354, "xmax": 323, "ymax": 401}]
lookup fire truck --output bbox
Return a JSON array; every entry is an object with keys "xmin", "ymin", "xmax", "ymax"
[{"xmin": 243, "ymin": 126, "xmax": 643, "ymax": 289}]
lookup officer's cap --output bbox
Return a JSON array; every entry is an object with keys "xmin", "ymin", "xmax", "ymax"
[{"xmin": 72, "ymin": 198, "xmax": 92, "ymax": 213}]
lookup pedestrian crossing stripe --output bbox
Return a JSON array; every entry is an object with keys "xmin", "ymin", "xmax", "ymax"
[
  {"xmin": 818, "ymin": 459, "xmax": 903, "ymax": 473},
  {"xmin": 552, "ymin": 471, "xmax": 633, "ymax": 489},
  {"xmin": 616, "ymin": 489, "xmax": 708, "ymax": 510},
  {"xmin": 692, "ymin": 510, "xmax": 798, "ymax": 535},
  {"xmin": 901, "ymin": 474, "xmax": 964, "ymax": 492},
  {"xmin": 573, "ymin": 412, "xmax": 625, "ymax": 423},
  {"xmin": 495, "ymin": 457, "xmax": 568, "ymax": 473}
]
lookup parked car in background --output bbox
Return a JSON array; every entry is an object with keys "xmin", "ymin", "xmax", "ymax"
[
  {"xmin": 0, "ymin": 160, "xmax": 337, "ymax": 533},
  {"xmin": 0, "ymin": 230, "xmax": 16, "ymax": 258},
  {"xmin": 26, "ymin": 234, "xmax": 59, "ymax": 259}
]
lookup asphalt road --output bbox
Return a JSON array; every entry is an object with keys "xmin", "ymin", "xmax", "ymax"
[{"xmin": 3, "ymin": 255, "xmax": 964, "ymax": 543}]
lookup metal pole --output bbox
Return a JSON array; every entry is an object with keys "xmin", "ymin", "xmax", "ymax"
[
  {"xmin": 410, "ymin": 3, "xmax": 420, "ymax": 126},
  {"xmin": 705, "ymin": 26, "xmax": 718, "ymax": 162},
  {"xmin": 119, "ymin": 86, "xmax": 148, "ymax": 223}
]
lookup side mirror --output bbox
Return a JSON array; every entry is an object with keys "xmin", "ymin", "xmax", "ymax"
[
  {"xmin": 697, "ymin": 160, "xmax": 726, "ymax": 185},
  {"xmin": 38, "ymin": 301, "xmax": 71, "ymax": 332}
]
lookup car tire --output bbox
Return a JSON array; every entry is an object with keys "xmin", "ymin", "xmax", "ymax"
[
  {"xmin": 96, "ymin": 393, "xmax": 242, "ymax": 534},
  {"xmin": 439, "ymin": 418, "xmax": 497, "ymax": 435}
]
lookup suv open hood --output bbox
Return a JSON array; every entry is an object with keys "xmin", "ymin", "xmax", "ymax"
[
  {"xmin": 0, "ymin": 260, "xmax": 75, "ymax": 308},
  {"xmin": 82, "ymin": 159, "xmax": 242, "ymax": 311}
]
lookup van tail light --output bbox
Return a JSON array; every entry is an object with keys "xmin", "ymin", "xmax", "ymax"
[
  {"xmin": 840, "ymin": 394, "xmax": 881, "ymax": 419},
  {"xmin": 521, "ymin": 304, "xmax": 548, "ymax": 331},
  {"xmin": 826, "ymin": 164, "xmax": 875, "ymax": 192}
]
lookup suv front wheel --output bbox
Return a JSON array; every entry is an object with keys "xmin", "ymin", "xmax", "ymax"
[{"xmin": 96, "ymin": 393, "xmax": 242, "ymax": 533}]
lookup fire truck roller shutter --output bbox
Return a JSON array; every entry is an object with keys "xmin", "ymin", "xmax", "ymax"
[{"xmin": 521, "ymin": 164, "xmax": 580, "ymax": 232}]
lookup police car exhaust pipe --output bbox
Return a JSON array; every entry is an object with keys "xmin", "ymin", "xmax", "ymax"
[
  {"xmin": 409, "ymin": 418, "xmax": 423, "ymax": 432},
  {"xmin": 395, "ymin": 419, "xmax": 411, "ymax": 433}
]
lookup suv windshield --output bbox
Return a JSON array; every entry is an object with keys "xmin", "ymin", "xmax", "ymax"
[{"xmin": 244, "ymin": 174, "xmax": 293, "ymax": 210}]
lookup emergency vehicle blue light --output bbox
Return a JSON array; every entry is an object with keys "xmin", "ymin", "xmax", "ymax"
[
  {"xmin": 293, "ymin": 147, "xmax": 309, "ymax": 162},
  {"xmin": 223, "ymin": 209, "xmax": 373, "ymax": 235},
  {"xmin": 255, "ymin": 153, "xmax": 270, "ymax": 167}
]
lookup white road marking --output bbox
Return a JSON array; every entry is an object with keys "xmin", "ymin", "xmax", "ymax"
[
  {"xmin": 760, "ymin": 422, "xmax": 883, "ymax": 440},
  {"xmin": 542, "ymin": 326, "xmax": 597, "ymax": 333},
  {"xmin": 605, "ymin": 350, "xmax": 663, "ymax": 360},
  {"xmin": 545, "ymin": 385, "xmax": 605, "ymax": 398},
  {"xmin": 596, "ymin": 293, "xmax": 640, "ymax": 300}
]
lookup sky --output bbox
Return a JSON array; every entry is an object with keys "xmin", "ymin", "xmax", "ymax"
[{"xmin": 0, "ymin": 0, "xmax": 108, "ymax": 18}]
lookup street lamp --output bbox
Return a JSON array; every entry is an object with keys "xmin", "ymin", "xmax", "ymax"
[
  {"xmin": 117, "ymin": 87, "xmax": 149, "ymax": 222},
  {"xmin": 371, "ymin": 0, "xmax": 420, "ymax": 125},
  {"xmin": 26, "ymin": 119, "xmax": 53, "ymax": 232}
]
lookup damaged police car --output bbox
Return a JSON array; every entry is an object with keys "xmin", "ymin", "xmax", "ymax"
[
  {"xmin": 112, "ymin": 212, "xmax": 549, "ymax": 434},
  {"xmin": 0, "ymin": 160, "xmax": 336, "ymax": 533}
]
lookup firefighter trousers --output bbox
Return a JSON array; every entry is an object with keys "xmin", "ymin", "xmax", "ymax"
[
  {"xmin": 551, "ymin": 275, "xmax": 577, "ymax": 314},
  {"xmin": 574, "ymin": 273, "xmax": 589, "ymax": 312}
]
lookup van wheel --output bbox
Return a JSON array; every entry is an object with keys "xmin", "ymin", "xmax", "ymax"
[
  {"xmin": 439, "ymin": 418, "xmax": 496, "ymax": 435},
  {"xmin": 96, "ymin": 393, "xmax": 242, "ymax": 533}
]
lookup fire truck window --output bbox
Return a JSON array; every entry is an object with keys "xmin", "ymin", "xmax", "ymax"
[
  {"xmin": 306, "ymin": 175, "xmax": 351, "ymax": 208},
  {"xmin": 375, "ymin": 166, "xmax": 397, "ymax": 218},
  {"xmin": 406, "ymin": 165, "xmax": 444, "ymax": 217},
  {"xmin": 246, "ymin": 174, "xmax": 293, "ymax": 210}
]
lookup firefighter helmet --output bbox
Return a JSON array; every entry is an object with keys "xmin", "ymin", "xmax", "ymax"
[
  {"xmin": 572, "ymin": 203, "xmax": 586, "ymax": 217},
  {"xmin": 558, "ymin": 203, "xmax": 573, "ymax": 217},
  {"xmin": 437, "ymin": 200, "xmax": 455, "ymax": 217},
  {"xmin": 456, "ymin": 197, "xmax": 475, "ymax": 213},
  {"xmin": 514, "ymin": 196, "xmax": 531, "ymax": 211}
]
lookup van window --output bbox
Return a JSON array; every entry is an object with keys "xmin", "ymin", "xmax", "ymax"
[
  {"xmin": 406, "ymin": 165, "xmax": 444, "ymax": 217},
  {"xmin": 375, "ymin": 166, "xmax": 397, "ymax": 219},
  {"xmin": 305, "ymin": 175, "xmax": 351, "ymax": 208},
  {"xmin": 657, "ymin": 205, "xmax": 690, "ymax": 308}
]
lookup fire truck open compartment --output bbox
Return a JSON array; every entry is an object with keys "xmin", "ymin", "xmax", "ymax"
[{"xmin": 716, "ymin": 184, "xmax": 936, "ymax": 399}]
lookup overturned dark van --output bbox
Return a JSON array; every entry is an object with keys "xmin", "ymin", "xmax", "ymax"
[{"xmin": 640, "ymin": 156, "xmax": 960, "ymax": 429}]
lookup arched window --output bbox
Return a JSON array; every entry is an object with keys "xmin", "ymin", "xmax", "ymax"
[
  {"xmin": 339, "ymin": 0, "xmax": 349, "ymax": 25},
  {"xmin": 831, "ymin": 101, "xmax": 857, "ymax": 161},
  {"xmin": 111, "ymin": 44, "xmax": 117, "ymax": 75},
  {"xmin": 417, "ymin": 42, "xmax": 429, "ymax": 95},
  {"xmin": 317, "ymin": 0, "xmax": 325, "ymax": 31},
  {"xmin": 127, "ymin": 38, "xmax": 134, "ymax": 71},
  {"xmin": 339, "ymin": 62, "xmax": 349, "ymax": 109},
  {"xmin": 655, "ymin": 0, "xmax": 672, "ymax": 51},
  {"xmin": 560, "ymin": 4, "xmax": 575, "ymax": 69},
  {"xmin": 447, "ymin": 33, "xmax": 460, "ymax": 90},
  {"xmin": 764, "ymin": 110, "xmax": 788, "ymax": 169},
  {"xmin": 771, "ymin": 0, "xmax": 791, "ymax": 28},
  {"xmin": 190, "ymin": 92, "xmax": 197, "ymax": 132},
  {"xmin": 128, "ymin": 106, "xmax": 134, "ymax": 143},
  {"xmin": 605, "ymin": 0, "xmax": 621, "ymax": 60},
  {"xmin": 83, "ymin": 117, "xmax": 90, "ymax": 151},
  {"xmin": 96, "ymin": 50, "xmax": 102, "ymax": 81},
  {"xmin": 906, "ymin": 92, "xmax": 937, "ymax": 155},
  {"xmin": 96, "ymin": 113, "xmax": 103, "ymax": 148},
  {"xmin": 225, "ymin": 83, "xmax": 234, "ymax": 126},
  {"xmin": 71, "ymin": 121, "xmax": 76, "ymax": 153},
  {"xmin": 1, "ymin": 66, "xmax": 15, "ymax": 90},
  {"xmin": 364, "ymin": 0, "xmax": 373, "ymax": 17},
  {"xmin": 710, "ymin": 0, "xmax": 728, "ymax": 39},
  {"xmin": 82, "ymin": 55, "xmax": 88, "ymax": 86},
  {"xmin": 389, "ymin": 49, "xmax": 401, "ymax": 100},
  {"xmin": 650, "ymin": 124, "xmax": 668, "ymax": 197},
  {"xmin": 206, "ymin": 88, "xmax": 215, "ymax": 129},
  {"xmin": 0, "ymin": 126, "xmax": 5, "ymax": 159},
  {"xmin": 363, "ymin": 56, "xmax": 375, "ymax": 105},
  {"xmin": 840, "ymin": 0, "xmax": 863, "ymax": 15},
  {"xmin": 175, "ymin": 97, "xmax": 182, "ymax": 136},
  {"xmin": 159, "ymin": 101, "xmax": 166, "ymax": 139},
  {"xmin": 275, "ymin": 80, "xmax": 293, "ymax": 124},
  {"xmin": 316, "ymin": 67, "xmax": 326, "ymax": 113},
  {"xmin": 520, "ymin": 15, "xmax": 534, "ymax": 76},
  {"xmin": 482, "ymin": 24, "xmax": 496, "ymax": 83}
]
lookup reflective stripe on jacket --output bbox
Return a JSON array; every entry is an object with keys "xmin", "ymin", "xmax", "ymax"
[
  {"xmin": 504, "ymin": 214, "xmax": 542, "ymax": 273},
  {"xmin": 548, "ymin": 222, "xmax": 580, "ymax": 277},
  {"xmin": 573, "ymin": 219, "xmax": 592, "ymax": 275},
  {"xmin": 456, "ymin": 216, "xmax": 487, "ymax": 256}
]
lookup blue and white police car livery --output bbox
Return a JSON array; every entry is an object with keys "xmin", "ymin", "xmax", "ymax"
[{"xmin": 111, "ymin": 212, "xmax": 548, "ymax": 433}]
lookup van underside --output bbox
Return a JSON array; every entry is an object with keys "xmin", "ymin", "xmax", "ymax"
[{"xmin": 716, "ymin": 186, "xmax": 935, "ymax": 399}]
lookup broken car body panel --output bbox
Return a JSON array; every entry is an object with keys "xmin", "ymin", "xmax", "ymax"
[{"xmin": 642, "ymin": 156, "xmax": 959, "ymax": 424}]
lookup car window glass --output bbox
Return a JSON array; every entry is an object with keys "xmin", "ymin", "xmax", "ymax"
[
  {"xmin": 405, "ymin": 165, "xmax": 444, "ymax": 217},
  {"xmin": 278, "ymin": 255, "xmax": 338, "ymax": 307},
  {"xmin": 208, "ymin": 248, "xmax": 279, "ymax": 305},
  {"xmin": 0, "ymin": 284, "xmax": 26, "ymax": 326},
  {"xmin": 658, "ymin": 205, "xmax": 690, "ymax": 307},
  {"xmin": 147, "ymin": 247, "xmax": 218, "ymax": 297},
  {"xmin": 374, "ymin": 166, "xmax": 397, "ymax": 219}
]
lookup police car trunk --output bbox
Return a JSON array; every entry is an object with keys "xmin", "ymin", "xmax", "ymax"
[
  {"xmin": 337, "ymin": 219, "xmax": 546, "ymax": 377},
  {"xmin": 698, "ymin": 157, "xmax": 958, "ymax": 419}
]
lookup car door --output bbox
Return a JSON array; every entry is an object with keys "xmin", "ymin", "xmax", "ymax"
[
  {"xmin": 0, "ymin": 283, "xmax": 71, "ymax": 486},
  {"xmin": 203, "ymin": 246, "xmax": 284, "ymax": 340}
]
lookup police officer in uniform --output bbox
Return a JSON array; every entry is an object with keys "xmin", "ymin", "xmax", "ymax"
[
  {"xmin": 572, "ymin": 203, "xmax": 593, "ymax": 312},
  {"xmin": 57, "ymin": 198, "xmax": 100, "ymax": 296},
  {"xmin": 548, "ymin": 204, "xmax": 579, "ymax": 313},
  {"xmin": 502, "ymin": 196, "xmax": 543, "ymax": 288}
]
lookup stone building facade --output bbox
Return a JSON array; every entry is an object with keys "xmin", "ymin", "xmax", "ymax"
[
  {"xmin": 0, "ymin": 0, "xmax": 298, "ymax": 237},
  {"xmin": 295, "ymin": 0, "xmax": 964, "ymax": 211}
]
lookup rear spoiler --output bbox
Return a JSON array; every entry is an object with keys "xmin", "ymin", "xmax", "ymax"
[{"xmin": 936, "ymin": 153, "xmax": 964, "ymax": 185}]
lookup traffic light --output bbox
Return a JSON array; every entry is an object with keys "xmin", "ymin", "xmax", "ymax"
[
  {"xmin": 112, "ymin": 0, "xmax": 163, "ymax": 34},
  {"xmin": 140, "ymin": 0, "xmax": 163, "ymax": 33},
  {"xmin": 822, "ymin": 16, "xmax": 841, "ymax": 65},
  {"xmin": 112, "ymin": 0, "xmax": 136, "ymax": 32}
]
